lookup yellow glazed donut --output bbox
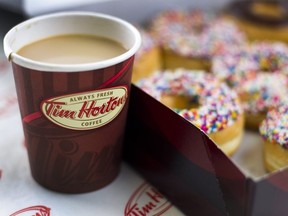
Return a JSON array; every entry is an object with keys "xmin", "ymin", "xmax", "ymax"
[
  {"xmin": 260, "ymin": 104, "xmax": 288, "ymax": 172},
  {"xmin": 132, "ymin": 28, "xmax": 162, "ymax": 83},
  {"xmin": 137, "ymin": 69, "xmax": 244, "ymax": 156},
  {"xmin": 224, "ymin": 1, "xmax": 288, "ymax": 43},
  {"xmin": 150, "ymin": 9, "xmax": 246, "ymax": 71}
]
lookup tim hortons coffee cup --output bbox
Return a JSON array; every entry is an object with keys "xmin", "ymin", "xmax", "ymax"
[{"xmin": 3, "ymin": 12, "xmax": 141, "ymax": 193}]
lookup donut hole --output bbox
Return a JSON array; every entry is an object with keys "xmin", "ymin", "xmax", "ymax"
[
  {"xmin": 258, "ymin": 56, "xmax": 280, "ymax": 72},
  {"xmin": 184, "ymin": 11, "xmax": 207, "ymax": 35},
  {"xmin": 238, "ymin": 91, "xmax": 260, "ymax": 104},
  {"xmin": 191, "ymin": 25, "xmax": 204, "ymax": 35},
  {"xmin": 250, "ymin": 2, "xmax": 287, "ymax": 21},
  {"xmin": 188, "ymin": 22, "xmax": 205, "ymax": 35},
  {"xmin": 160, "ymin": 94, "xmax": 200, "ymax": 110}
]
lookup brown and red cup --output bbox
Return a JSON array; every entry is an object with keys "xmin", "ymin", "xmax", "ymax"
[{"xmin": 3, "ymin": 12, "xmax": 141, "ymax": 193}]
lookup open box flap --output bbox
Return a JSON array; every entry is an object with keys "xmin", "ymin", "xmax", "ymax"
[
  {"xmin": 202, "ymin": 134, "xmax": 250, "ymax": 216},
  {"xmin": 124, "ymin": 85, "xmax": 228, "ymax": 215}
]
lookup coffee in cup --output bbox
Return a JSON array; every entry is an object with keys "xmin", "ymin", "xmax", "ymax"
[{"xmin": 17, "ymin": 34, "xmax": 127, "ymax": 64}]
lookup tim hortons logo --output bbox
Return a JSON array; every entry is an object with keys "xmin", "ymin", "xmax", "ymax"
[
  {"xmin": 125, "ymin": 183, "xmax": 172, "ymax": 216},
  {"xmin": 41, "ymin": 86, "xmax": 128, "ymax": 130},
  {"xmin": 10, "ymin": 205, "xmax": 50, "ymax": 216}
]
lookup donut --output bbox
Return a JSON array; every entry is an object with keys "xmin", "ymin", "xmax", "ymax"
[
  {"xmin": 132, "ymin": 28, "xmax": 162, "ymax": 83},
  {"xmin": 212, "ymin": 41, "xmax": 288, "ymax": 86},
  {"xmin": 235, "ymin": 73, "xmax": 288, "ymax": 130},
  {"xmin": 212, "ymin": 41, "xmax": 288, "ymax": 130},
  {"xmin": 149, "ymin": 9, "xmax": 246, "ymax": 71},
  {"xmin": 259, "ymin": 104, "xmax": 288, "ymax": 172},
  {"xmin": 137, "ymin": 69, "xmax": 244, "ymax": 156},
  {"xmin": 224, "ymin": 1, "xmax": 288, "ymax": 43}
]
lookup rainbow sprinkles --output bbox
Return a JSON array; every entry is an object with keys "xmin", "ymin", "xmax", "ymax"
[{"xmin": 137, "ymin": 69, "xmax": 243, "ymax": 134}]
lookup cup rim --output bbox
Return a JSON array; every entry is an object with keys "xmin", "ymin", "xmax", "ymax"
[{"xmin": 3, "ymin": 11, "xmax": 141, "ymax": 72}]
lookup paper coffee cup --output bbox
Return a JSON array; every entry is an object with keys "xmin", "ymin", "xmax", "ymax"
[{"xmin": 3, "ymin": 11, "xmax": 141, "ymax": 193}]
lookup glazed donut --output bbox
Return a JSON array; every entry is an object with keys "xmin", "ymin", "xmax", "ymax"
[
  {"xmin": 137, "ymin": 69, "xmax": 244, "ymax": 156},
  {"xmin": 132, "ymin": 28, "xmax": 162, "ymax": 83},
  {"xmin": 259, "ymin": 104, "xmax": 288, "ymax": 172},
  {"xmin": 212, "ymin": 41, "xmax": 288, "ymax": 86},
  {"xmin": 235, "ymin": 73, "xmax": 288, "ymax": 130},
  {"xmin": 224, "ymin": 0, "xmax": 288, "ymax": 43},
  {"xmin": 150, "ymin": 9, "xmax": 246, "ymax": 71}
]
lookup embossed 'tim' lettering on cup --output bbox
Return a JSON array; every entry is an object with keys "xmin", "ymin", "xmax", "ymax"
[{"xmin": 3, "ymin": 12, "xmax": 141, "ymax": 193}]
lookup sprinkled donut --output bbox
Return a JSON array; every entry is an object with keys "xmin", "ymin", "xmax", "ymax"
[
  {"xmin": 135, "ymin": 29, "xmax": 155, "ymax": 58},
  {"xmin": 132, "ymin": 27, "xmax": 162, "ymax": 83},
  {"xmin": 137, "ymin": 69, "xmax": 244, "ymax": 156},
  {"xmin": 260, "ymin": 104, "xmax": 288, "ymax": 172},
  {"xmin": 150, "ymin": 9, "xmax": 246, "ymax": 70},
  {"xmin": 212, "ymin": 41, "xmax": 288, "ymax": 86},
  {"xmin": 236, "ymin": 73, "xmax": 288, "ymax": 130}
]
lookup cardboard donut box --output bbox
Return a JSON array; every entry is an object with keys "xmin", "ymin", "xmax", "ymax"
[
  {"xmin": 2, "ymin": 0, "xmax": 288, "ymax": 215},
  {"xmin": 123, "ymin": 85, "xmax": 288, "ymax": 216}
]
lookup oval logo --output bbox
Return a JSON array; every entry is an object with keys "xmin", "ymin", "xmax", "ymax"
[
  {"xmin": 10, "ymin": 205, "xmax": 50, "ymax": 216},
  {"xmin": 41, "ymin": 86, "xmax": 128, "ymax": 130},
  {"xmin": 125, "ymin": 183, "xmax": 172, "ymax": 216}
]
